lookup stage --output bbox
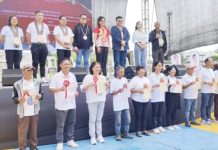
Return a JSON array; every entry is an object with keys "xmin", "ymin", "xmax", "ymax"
[{"xmin": 0, "ymin": 84, "xmax": 202, "ymax": 149}]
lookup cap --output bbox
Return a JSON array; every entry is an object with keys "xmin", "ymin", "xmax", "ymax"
[
  {"xmin": 22, "ymin": 64, "xmax": 35, "ymax": 70},
  {"xmin": 185, "ymin": 64, "xmax": 195, "ymax": 69}
]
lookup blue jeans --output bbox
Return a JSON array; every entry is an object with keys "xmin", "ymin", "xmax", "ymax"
[
  {"xmin": 134, "ymin": 44, "xmax": 147, "ymax": 68},
  {"xmin": 184, "ymin": 99, "xmax": 197, "ymax": 123},
  {"xmin": 55, "ymin": 109, "xmax": 76, "ymax": 143},
  {"xmin": 114, "ymin": 109, "xmax": 131, "ymax": 135},
  {"xmin": 201, "ymin": 93, "xmax": 215, "ymax": 121},
  {"xmin": 113, "ymin": 49, "xmax": 127, "ymax": 76},
  {"xmin": 76, "ymin": 49, "xmax": 90, "ymax": 72}
]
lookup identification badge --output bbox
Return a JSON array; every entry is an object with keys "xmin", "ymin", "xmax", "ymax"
[{"xmin": 13, "ymin": 37, "xmax": 21, "ymax": 47}]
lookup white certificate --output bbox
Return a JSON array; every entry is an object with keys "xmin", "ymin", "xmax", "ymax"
[
  {"xmin": 195, "ymin": 76, "xmax": 202, "ymax": 90},
  {"xmin": 97, "ymin": 78, "xmax": 106, "ymax": 94},
  {"xmin": 143, "ymin": 84, "xmax": 152, "ymax": 100},
  {"xmin": 173, "ymin": 80, "xmax": 183, "ymax": 93},
  {"xmin": 64, "ymin": 35, "xmax": 71, "ymax": 44},
  {"xmin": 160, "ymin": 77, "xmax": 168, "ymax": 92}
]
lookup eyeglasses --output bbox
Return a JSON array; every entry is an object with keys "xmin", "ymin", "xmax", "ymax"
[
  {"xmin": 82, "ymin": 17, "xmax": 87, "ymax": 20},
  {"xmin": 117, "ymin": 20, "xmax": 123, "ymax": 22}
]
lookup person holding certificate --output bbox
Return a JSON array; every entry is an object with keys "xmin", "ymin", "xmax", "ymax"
[
  {"xmin": 0, "ymin": 16, "xmax": 24, "ymax": 69},
  {"xmin": 110, "ymin": 66, "xmax": 133, "ymax": 141},
  {"xmin": 165, "ymin": 66, "xmax": 182, "ymax": 130},
  {"xmin": 49, "ymin": 59, "xmax": 79, "ymax": 150},
  {"xmin": 148, "ymin": 61, "xmax": 166, "ymax": 134},
  {"xmin": 130, "ymin": 66, "xmax": 151, "ymax": 137},
  {"xmin": 199, "ymin": 57, "xmax": 215, "ymax": 124},
  {"xmin": 182, "ymin": 64, "xmax": 200, "ymax": 127},
  {"xmin": 53, "ymin": 15, "xmax": 74, "ymax": 72},
  {"xmin": 26, "ymin": 11, "xmax": 50, "ymax": 83},
  {"xmin": 12, "ymin": 64, "xmax": 43, "ymax": 150},
  {"xmin": 80, "ymin": 62, "xmax": 109, "ymax": 145},
  {"xmin": 214, "ymin": 63, "xmax": 218, "ymax": 122}
]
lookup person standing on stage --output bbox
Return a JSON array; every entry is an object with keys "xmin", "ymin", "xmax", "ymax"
[
  {"xmin": 149, "ymin": 21, "xmax": 167, "ymax": 71},
  {"xmin": 12, "ymin": 64, "xmax": 43, "ymax": 150},
  {"xmin": 130, "ymin": 66, "xmax": 151, "ymax": 137},
  {"xmin": 213, "ymin": 63, "xmax": 218, "ymax": 122},
  {"xmin": 49, "ymin": 59, "xmax": 79, "ymax": 150},
  {"xmin": 93, "ymin": 16, "xmax": 111, "ymax": 76},
  {"xmin": 26, "ymin": 10, "xmax": 50, "ymax": 83},
  {"xmin": 148, "ymin": 61, "xmax": 166, "ymax": 134},
  {"xmin": 53, "ymin": 15, "xmax": 74, "ymax": 72},
  {"xmin": 73, "ymin": 14, "xmax": 93, "ymax": 72},
  {"xmin": 0, "ymin": 16, "xmax": 24, "ymax": 69},
  {"xmin": 80, "ymin": 62, "xmax": 109, "ymax": 145},
  {"xmin": 132, "ymin": 21, "xmax": 148, "ymax": 69},
  {"xmin": 182, "ymin": 64, "xmax": 200, "ymax": 127},
  {"xmin": 199, "ymin": 57, "xmax": 215, "ymax": 124},
  {"xmin": 111, "ymin": 16, "xmax": 130, "ymax": 76},
  {"xmin": 110, "ymin": 66, "xmax": 133, "ymax": 141}
]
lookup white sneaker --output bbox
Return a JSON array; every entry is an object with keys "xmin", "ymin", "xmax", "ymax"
[
  {"xmin": 67, "ymin": 140, "xmax": 79, "ymax": 148},
  {"xmin": 202, "ymin": 120, "xmax": 211, "ymax": 125},
  {"xmin": 56, "ymin": 143, "xmax": 63, "ymax": 150},
  {"xmin": 173, "ymin": 125, "xmax": 181, "ymax": 129},
  {"xmin": 41, "ymin": 77, "xmax": 48, "ymax": 83},
  {"xmin": 158, "ymin": 126, "xmax": 166, "ymax": 132},
  {"xmin": 90, "ymin": 137, "xmax": 97, "ymax": 145},
  {"xmin": 167, "ymin": 126, "xmax": 175, "ymax": 131},
  {"xmin": 153, "ymin": 128, "xmax": 160, "ymax": 134},
  {"xmin": 97, "ymin": 135, "xmax": 105, "ymax": 143}
]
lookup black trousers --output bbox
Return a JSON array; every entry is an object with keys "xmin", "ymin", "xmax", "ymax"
[
  {"xmin": 57, "ymin": 49, "xmax": 71, "ymax": 72},
  {"xmin": 151, "ymin": 102, "xmax": 164, "ymax": 128},
  {"xmin": 31, "ymin": 44, "xmax": 48, "ymax": 78},
  {"xmin": 165, "ymin": 92, "xmax": 180, "ymax": 126},
  {"xmin": 95, "ymin": 46, "xmax": 108, "ymax": 76},
  {"xmin": 5, "ymin": 50, "xmax": 22, "ymax": 69},
  {"xmin": 132, "ymin": 100, "xmax": 149, "ymax": 131}
]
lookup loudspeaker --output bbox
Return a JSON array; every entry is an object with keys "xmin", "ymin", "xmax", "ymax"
[
  {"xmin": 2, "ymin": 69, "xmax": 23, "ymax": 86},
  {"xmin": 173, "ymin": 65, "xmax": 186, "ymax": 76},
  {"xmin": 70, "ymin": 67, "xmax": 87, "ymax": 82},
  {"xmin": 125, "ymin": 66, "xmax": 136, "ymax": 79}
]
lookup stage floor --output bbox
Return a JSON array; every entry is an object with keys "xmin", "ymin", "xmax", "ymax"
[{"xmin": 9, "ymin": 117, "xmax": 218, "ymax": 150}]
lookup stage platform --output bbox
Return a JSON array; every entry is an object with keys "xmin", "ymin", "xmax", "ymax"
[{"xmin": 8, "ymin": 120, "xmax": 218, "ymax": 150}]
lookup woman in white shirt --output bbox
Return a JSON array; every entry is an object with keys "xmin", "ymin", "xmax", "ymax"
[
  {"xmin": 0, "ymin": 16, "xmax": 24, "ymax": 69},
  {"xmin": 130, "ymin": 66, "xmax": 151, "ymax": 137},
  {"xmin": 213, "ymin": 64, "xmax": 218, "ymax": 122},
  {"xmin": 80, "ymin": 62, "xmax": 108, "ymax": 145},
  {"xmin": 132, "ymin": 21, "xmax": 148, "ymax": 69},
  {"xmin": 165, "ymin": 66, "xmax": 181, "ymax": 130},
  {"xmin": 148, "ymin": 61, "xmax": 166, "ymax": 134}
]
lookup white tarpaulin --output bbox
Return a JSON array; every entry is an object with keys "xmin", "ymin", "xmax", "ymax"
[{"xmin": 155, "ymin": 0, "xmax": 218, "ymax": 55}]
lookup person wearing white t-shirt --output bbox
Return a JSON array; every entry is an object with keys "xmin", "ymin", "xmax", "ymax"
[
  {"xmin": 148, "ymin": 61, "xmax": 166, "ymax": 134},
  {"xmin": 49, "ymin": 59, "xmax": 79, "ymax": 150},
  {"xmin": 12, "ymin": 65, "xmax": 42, "ymax": 150},
  {"xmin": 132, "ymin": 21, "xmax": 148, "ymax": 69},
  {"xmin": 80, "ymin": 62, "xmax": 109, "ymax": 145},
  {"xmin": 53, "ymin": 15, "xmax": 74, "ymax": 72},
  {"xmin": 199, "ymin": 58, "xmax": 215, "ymax": 124},
  {"xmin": 129, "ymin": 66, "xmax": 151, "ymax": 137},
  {"xmin": 214, "ymin": 64, "xmax": 218, "ymax": 122},
  {"xmin": 0, "ymin": 16, "xmax": 24, "ymax": 69},
  {"xmin": 165, "ymin": 66, "xmax": 183, "ymax": 130},
  {"xmin": 26, "ymin": 11, "xmax": 50, "ymax": 83},
  {"xmin": 110, "ymin": 66, "xmax": 133, "ymax": 141},
  {"xmin": 182, "ymin": 64, "xmax": 200, "ymax": 127}
]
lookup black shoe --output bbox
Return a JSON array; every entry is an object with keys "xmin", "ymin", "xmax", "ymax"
[
  {"xmin": 185, "ymin": 122, "xmax": 191, "ymax": 127},
  {"xmin": 115, "ymin": 135, "xmax": 122, "ymax": 141},
  {"xmin": 191, "ymin": 121, "xmax": 201, "ymax": 126},
  {"xmin": 122, "ymin": 134, "xmax": 133, "ymax": 139},
  {"xmin": 142, "ymin": 131, "xmax": 150, "ymax": 136},
  {"xmin": 136, "ymin": 131, "xmax": 142, "ymax": 137}
]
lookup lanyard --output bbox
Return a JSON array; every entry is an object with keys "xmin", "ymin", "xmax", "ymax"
[
  {"xmin": 10, "ymin": 26, "xmax": 19, "ymax": 37},
  {"xmin": 34, "ymin": 22, "xmax": 44, "ymax": 35},
  {"xmin": 80, "ymin": 24, "xmax": 88, "ymax": 36},
  {"xmin": 60, "ymin": 26, "xmax": 68, "ymax": 36}
]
